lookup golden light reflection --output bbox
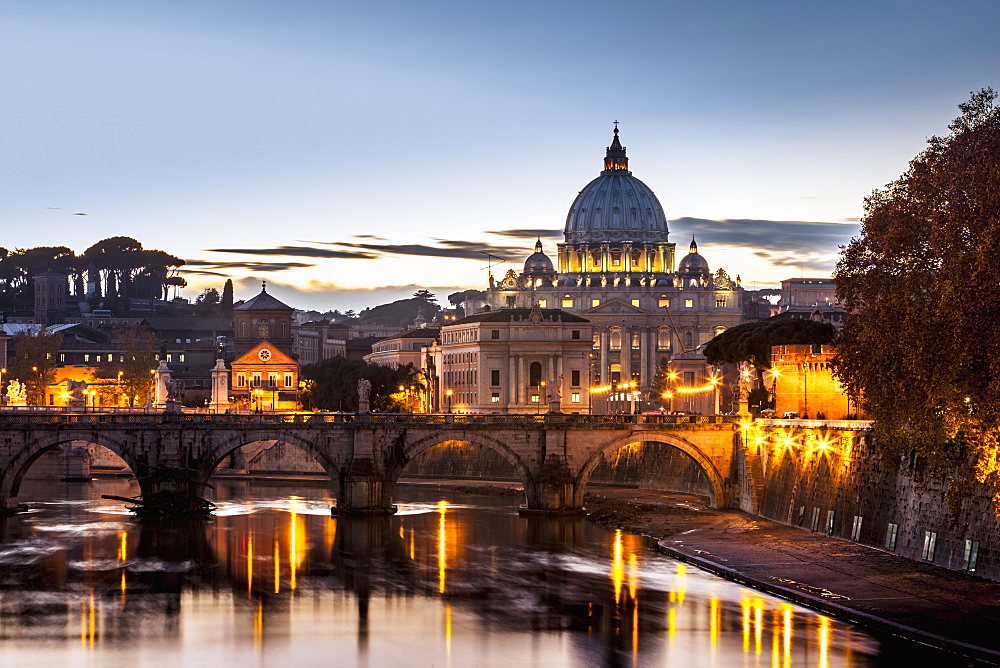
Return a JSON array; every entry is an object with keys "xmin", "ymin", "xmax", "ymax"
[
  {"xmin": 274, "ymin": 539, "xmax": 280, "ymax": 594},
  {"xmin": 742, "ymin": 600, "xmax": 750, "ymax": 652},
  {"xmin": 709, "ymin": 597, "xmax": 720, "ymax": 651},
  {"xmin": 632, "ymin": 600, "xmax": 639, "ymax": 654},
  {"xmin": 409, "ymin": 527, "xmax": 415, "ymax": 560},
  {"xmin": 437, "ymin": 500, "xmax": 448, "ymax": 594},
  {"xmin": 445, "ymin": 602, "xmax": 452, "ymax": 646},
  {"xmin": 754, "ymin": 598, "xmax": 763, "ymax": 655},
  {"xmin": 117, "ymin": 531, "xmax": 127, "ymax": 562},
  {"xmin": 254, "ymin": 599, "xmax": 263, "ymax": 651},
  {"xmin": 783, "ymin": 604, "xmax": 793, "ymax": 668},
  {"xmin": 247, "ymin": 533, "xmax": 254, "ymax": 595},
  {"xmin": 668, "ymin": 607, "xmax": 676, "ymax": 640},
  {"xmin": 675, "ymin": 563, "xmax": 687, "ymax": 605},
  {"xmin": 818, "ymin": 615, "xmax": 830, "ymax": 668},
  {"xmin": 80, "ymin": 590, "xmax": 97, "ymax": 647},
  {"xmin": 627, "ymin": 553, "xmax": 639, "ymax": 601},
  {"xmin": 611, "ymin": 529, "xmax": 624, "ymax": 604},
  {"xmin": 288, "ymin": 499, "xmax": 306, "ymax": 592}
]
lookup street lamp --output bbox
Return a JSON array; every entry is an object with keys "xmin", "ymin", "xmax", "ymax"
[
  {"xmin": 0, "ymin": 367, "xmax": 5, "ymax": 407},
  {"xmin": 538, "ymin": 381, "xmax": 546, "ymax": 414},
  {"xmin": 445, "ymin": 389, "xmax": 453, "ymax": 414}
]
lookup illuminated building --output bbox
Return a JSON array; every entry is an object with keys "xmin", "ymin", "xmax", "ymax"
[{"xmin": 484, "ymin": 126, "xmax": 743, "ymax": 413}]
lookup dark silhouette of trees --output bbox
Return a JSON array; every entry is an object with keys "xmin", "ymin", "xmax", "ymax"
[
  {"xmin": 704, "ymin": 318, "xmax": 836, "ymax": 370},
  {"xmin": 299, "ymin": 357, "xmax": 419, "ymax": 412},
  {"xmin": 834, "ymin": 89, "xmax": 1000, "ymax": 488},
  {"xmin": 95, "ymin": 325, "xmax": 159, "ymax": 406},
  {"xmin": 221, "ymin": 279, "xmax": 234, "ymax": 315}
]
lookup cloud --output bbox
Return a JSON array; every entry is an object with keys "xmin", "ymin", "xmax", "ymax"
[
  {"xmin": 305, "ymin": 239, "xmax": 534, "ymax": 262},
  {"xmin": 752, "ymin": 250, "xmax": 840, "ymax": 272},
  {"xmin": 226, "ymin": 278, "xmax": 476, "ymax": 312},
  {"xmin": 670, "ymin": 217, "xmax": 859, "ymax": 255},
  {"xmin": 485, "ymin": 228, "xmax": 563, "ymax": 240},
  {"xmin": 204, "ymin": 246, "xmax": 377, "ymax": 259},
  {"xmin": 182, "ymin": 260, "xmax": 317, "ymax": 272},
  {"xmin": 351, "ymin": 234, "xmax": 388, "ymax": 240}
]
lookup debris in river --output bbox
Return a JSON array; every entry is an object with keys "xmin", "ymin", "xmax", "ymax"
[{"xmin": 101, "ymin": 492, "xmax": 215, "ymax": 518}]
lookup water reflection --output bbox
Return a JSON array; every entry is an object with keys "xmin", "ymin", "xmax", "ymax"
[{"xmin": 0, "ymin": 479, "xmax": 960, "ymax": 666}]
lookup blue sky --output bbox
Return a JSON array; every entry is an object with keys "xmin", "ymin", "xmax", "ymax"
[{"xmin": 2, "ymin": 1, "xmax": 998, "ymax": 309}]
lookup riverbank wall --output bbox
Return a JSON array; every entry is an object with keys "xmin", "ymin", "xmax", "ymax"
[{"xmin": 750, "ymin": 422, "xmax": 1000, "ymax": 582}]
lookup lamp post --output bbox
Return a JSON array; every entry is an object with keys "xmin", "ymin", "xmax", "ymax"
[
  {"xmin": 445, "ymin": 389, "xmax": 453, "ymax": 414},
  {"xmin": 117, "ymin": 370, "xmax": 123, "ymax": 408},
  {"xmin": 0, "ymin": 367, "xmax": 5, "ymax": 407},
  {"xmin": 538, "ymin": 381, "xmax": 546, "ymax": 415}
]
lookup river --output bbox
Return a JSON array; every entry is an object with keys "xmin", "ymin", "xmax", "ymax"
[{"xmin": 0, "ymin": 478, "xmax": 933, "ymax": 667}]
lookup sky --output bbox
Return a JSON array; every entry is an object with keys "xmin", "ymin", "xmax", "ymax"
[{"xmin": 2, "ymin": 1, "xmax": 999, "ymax": 310}]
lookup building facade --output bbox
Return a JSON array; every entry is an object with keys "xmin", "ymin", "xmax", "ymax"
[
  {"xmin": 427, "ymin": 307, "xmax": 593, "ymax": 414},
  {"xmin": 230, "ymin": 340, "xmax": 299, "ymax": 411}
]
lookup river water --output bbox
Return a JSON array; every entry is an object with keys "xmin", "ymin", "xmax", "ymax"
[{"xmin": 0, "ymin": 479, "xmax": 932, "ymax": 667}]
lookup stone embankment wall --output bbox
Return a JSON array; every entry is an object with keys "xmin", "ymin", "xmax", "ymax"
[{"xmin": 753, "ymin": 422, "xmax": 1000, "ymax": 582}]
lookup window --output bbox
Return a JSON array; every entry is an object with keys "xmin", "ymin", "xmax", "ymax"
[
  {"xmin": 963, "ymin": 540, "xmax": 980, "ymax": 572},
  {"xmin": 592, "ymin": 299, "xmax": 600, "ymax": 307},
  {"xmin": 631, "ymin": 333, "xmax": 640, "ymax": 349},
  {"xmin": 165, "ymin": 354, "xmax": 172, "ymax": 363},
  {"xmin": 284, "ymin": 373, "xmax": 293, "ymax": 387},
  {"xmin": 658, "ymin": 329, "xmax": 671, "ymax": 350},
  {"xmin": 825, "ymin": 510, "xmax": 835, "ymax": 535},
  {"xmin": 268, "ymin": 374, "xmax": 278, "ymax": 388},
  {"xmin": 592, "ymin": 334, "xmax": 600, "ymax": 349},
  {"xmin": 921, "ymin": 531, "xmax": 937, "ymax": 561},
  {"xmin": 851, "ymin": 515, "xmax": 863, "ymax": 541},
  {"xmin": 530, "ymin": 394, "xmax": 540, "ymax": 403},
  {"xmin": 59, "ymin": 353, "xmax": 65, "ymax": 362},
  {"xmin": 491, "ymin": 370, "xmax": 501, "ymax": 386},
  {"xmin": 537, "ymin": 299, "xmax": 547, "ymax": 308},
  {"xmin": 885, "ymin": 523, "xmax": 898, "ymax": 550},
  {"xmin": 571, "ymin": 370, "xmax": 581, "ymax": 386},
  {"xmin": 237, "ymin": 374, "xmax": 246, "ymax": 387},
  {"xmin": 252, "ymin": 373, "xmax": 261, "ymax": 387},
  {"xmin": 610, "ymin": 330, "xmax": 621, "ymax": 350},
  {"xmin": 179, "ymin": 354, "xmax": 185, "ymax": 363},
  {"xmin": 571, "ymin": 330, "xmax": 580, "ymax": 340},
  {"xmin": 96, "ymin": 355, "xmax": 102, "ymax": 363},
  {"xmin": 561, "ymin": 297, "xmax": 573, "ymax": 308},
  {"xmin": 571, "ymin": 393, "xmax": 580, "ymax": 403},
  {"xmin": 631, "ymin": 299, "xmax": 640, "ymax": 307},
  {"xmin": 811, "ymin": 507, "xmax": 821, "ymax": 532},
  {"xmin": 491, "ymin": 330, "xmax": 500, "ymax": 340},
  {"xmin": 529, "ymin": 362, "xmax": 542, "ymax": 386},
  {"xmin": 491, "ymin": 392, "xmax": 500, "ymax": 403},
  {"xmin": 658, "ymin": 298, "xmax": 670, "ymax": 308},
  {"xmin": 684, "ymin": 372, "xmax": 695, "ymax": 385},
  {"xmin": 505, "ymin": 296, "xmax": 516, "ymax": 308},
  {"xmin": 684, "ymin": 299, "xmax": 694, "ymax": 308}
]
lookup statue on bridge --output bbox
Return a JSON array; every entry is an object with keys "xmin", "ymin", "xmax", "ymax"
[
  {"xmin": 6, "ymin": 380, "xmax": 27, "ymax": 407},
  {"xmin": 358, "ymin": 378, "xmax": 371, "ymax": 414}
]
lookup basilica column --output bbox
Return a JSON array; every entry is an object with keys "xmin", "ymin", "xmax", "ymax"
[
  {"xmin": 508, "ymin": 355, "xmax": 517, "ymax": 407},
  {"xmin": 623, "ymin": 243, "xmax": 633, "ymax": 272},
  {"xmin": 639, "ymin": 326, "xmax": 650, "ymax": 391},
  {"xmin": 516, "ymin": 355, "xmax": 525, "ymax": 406},
  {"xmin": 599, "ymin": 326, "xmax": 610, "ymax": 384}
]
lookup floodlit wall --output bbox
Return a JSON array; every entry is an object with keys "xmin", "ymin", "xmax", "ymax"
[{"xmin": 751, "ymin": 421, "xmax": 1000, "ymax": 581}]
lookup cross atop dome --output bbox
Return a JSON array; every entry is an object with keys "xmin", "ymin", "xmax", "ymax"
[{"xmin": 604, "ymin": 122, "xmax": 629, "ymax": 172}]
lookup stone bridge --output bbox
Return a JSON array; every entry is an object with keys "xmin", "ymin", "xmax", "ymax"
[{"xmin": 0, "ymin": 411, "xmax": 753, "ymax": 514}]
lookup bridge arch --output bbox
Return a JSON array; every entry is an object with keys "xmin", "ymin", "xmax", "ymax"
[
  {"xmin": 0, "ymin": 431, "xmax": 144, "ymax": 505},
  {"xmin": 198, "ymin": 429, "xmax": 342, "ymax": 487},
  {"xmin": 576, "ymin": 431, "xmax": 727, "ymax": 508},
  {"xmin": 392, "ymin": 431, "xmax": 534, "ymax": 503}
]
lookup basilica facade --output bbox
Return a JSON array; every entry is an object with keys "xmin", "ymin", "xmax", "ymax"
[{"xmin": 480, "ymin": 127, "xmax": 744, "ymax": 413}]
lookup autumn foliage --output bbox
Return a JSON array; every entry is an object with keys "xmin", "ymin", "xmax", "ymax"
[{"xmin": 834, "ymin": 89, "xmax": 1000, "ymax": 500}]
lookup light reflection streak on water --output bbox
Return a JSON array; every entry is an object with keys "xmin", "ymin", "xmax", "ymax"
[
  {"xmin": 783, "ymin": 604, "xmax": 793, "ymax": 668},
  {"xmin": 288, "ymin": 496, "xmax": 304, "ymax": 592},
  {"xmin": 445, "ymin": 602, "xmax": 452, "ymax": 656},
  {"xmin": 246, "ymin": 532, "xmax": 254, "ymax": 596},
  {"xmin": 254, "ymin": 600, "xmax": 263, "ymax": 651},
  {"xmin": 612, "ymin": 529, "xmax": 624, "ymax": 604},
  {"xmin": 818, "ymin": 615, "xmax": 830, "ymax": 668},
  {"xmin": 709, "ymin": 596, "xmax": 720, "ymax": 652},
  {"xmin": 274, "ymin": 539, "xmax": 280, "ymax": 594},
  {"xmin": 437, "ymin": 500, "xmax": 448, "ymax": 594}
]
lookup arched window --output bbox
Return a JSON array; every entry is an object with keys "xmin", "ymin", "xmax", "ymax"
[
  {"xmin": 610, "ymin": 329, "xmax": 622, "ymax": 350},
  {"xmin": 658, "ymin": 328, "xmax": 671, "ymax": 350},
  {"xmin": 685, "ymin": 331, "xmax": 694, "ymax": 350},
  {"xmin": 529, "ymin": 362, "xmax": 542, "ymax": 387}
]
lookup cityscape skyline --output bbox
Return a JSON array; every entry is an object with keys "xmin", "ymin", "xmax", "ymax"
[{"xmin": 3, "ymin": 1, "xmax": 998, "ymax": 310}]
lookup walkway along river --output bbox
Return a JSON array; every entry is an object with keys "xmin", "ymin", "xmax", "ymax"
[{"xmin": 0, "ymin": 478, "xmax": 976, "ymax": 667}]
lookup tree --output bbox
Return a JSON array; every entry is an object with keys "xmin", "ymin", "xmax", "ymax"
[
  {"xmin": 299, "ymin": 357, "xmax": 420, "ymax": 412},
  {"xmin": 221, "ymin": 279, "xmax": 234, "ymax": 315},
  {"xmin": 7, "ymin": 328, "xmax": 64, "ymax": 405},
  {"xmin": 196, "ymin": 287, "xmax": 220, "ymax": 309},
  {"xmin": 95, "ymin": 325, "xmax": 159, "ymax": 406},
  {"xmin": 704, "ymin": 318, "xmax": 836, "ymax": 371},
  {"xmin": 833, "ymin": 89, "xmax": 1000, "ymax": 492}
]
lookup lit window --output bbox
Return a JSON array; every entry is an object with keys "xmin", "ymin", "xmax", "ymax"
[
  {"xmin": 59, "ymin": 353, "xmax": 65, "ymax": 362},
  {"xmin": 716, "ymin": 297, "xmax": 727, "ymax": 308},
  {"xmin": 530, "ymin": 394, "xmax": 540, "ymax": 403},
  {"xmin": 166, "ymin": 354, "xmax": 172, "ymax": 363},
  {"xmin": 571, "ymin": 393, "xmax": 580, "ymax": 403},
  {"xmin": 684, "ymin": 299, "xmax": 694, "ymax": 308},
  {"xmin": 491, "ymin": 393, "xmax": 500, "ymax": 403},
  {"xmin": 561, "ymin": 298, "xmax": 573, "ymax": 308},
  {"xmin": 537, "ymin": 299, "xmax": 547, "ymax": 308},
  {"xmin": 658, "ymin": 297, "xmax": 670, "ymax": 308},
  {"xmin": 95, "ymin": 355, "xmax": 102, "ymax": 363},
  {"xmin": 179, "ymin": 354, "xmax": 185, "ymax": 363},
  {"xmin": 631, "ymin": 299, "xmax": 640, "ymax": 307}
]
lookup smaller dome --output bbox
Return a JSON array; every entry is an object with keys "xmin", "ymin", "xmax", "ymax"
[
  {"xmin": 677, "ymin": 237, "xmax": 710, "ymax": 275},
  {"xmin": 523, "ymin": 239, "xmax": 555, "ymax": 275}
]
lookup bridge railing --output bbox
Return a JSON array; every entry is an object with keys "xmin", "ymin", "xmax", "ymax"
[{"xmin": 0, "ymin": 411, "xmax": 743, "ymax": 427}]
